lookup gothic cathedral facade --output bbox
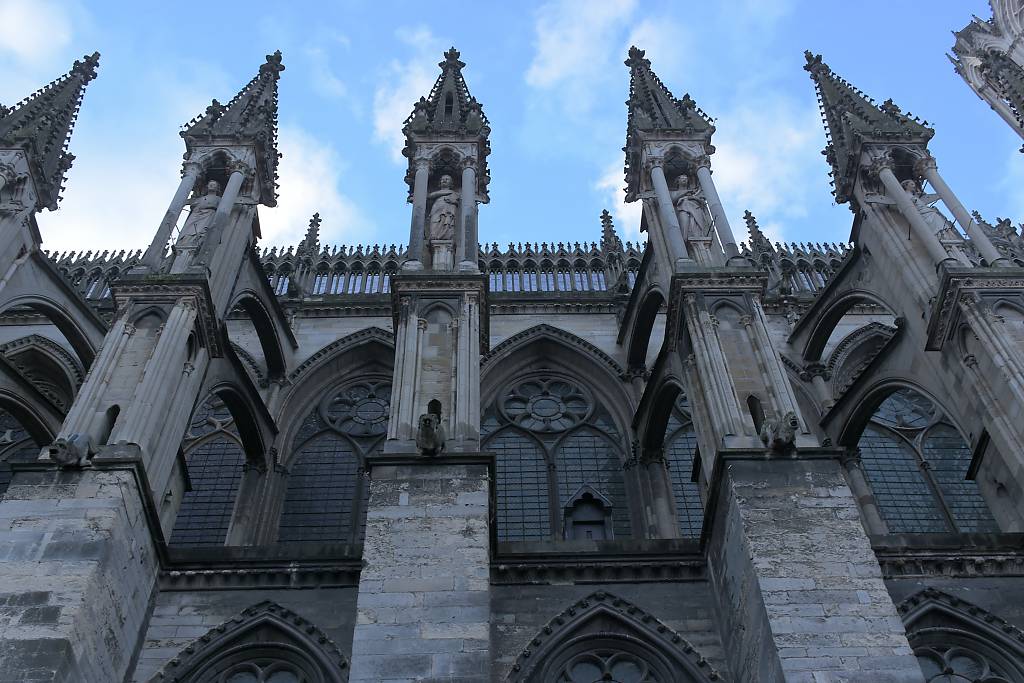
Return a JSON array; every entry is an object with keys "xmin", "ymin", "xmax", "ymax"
[{"xmin": 2, "ymin": 4, "xmax": 1024, "ymax": 682}]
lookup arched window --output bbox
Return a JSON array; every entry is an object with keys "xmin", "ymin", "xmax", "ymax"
[
  {"xmin": 312, "ymin": 270, "xmax": 329, "ymax": 295},
  {"xmin": 0, "ymin": 407, "xmax": 42, "ymax": 497},
  {"xmin": 278, "ymin": 379, "xmax": 391, "ymax": 543},
  {"xmin": 664, "ymin": 393, "xmax": 703, "ymax": 538},
  {"xmin": 507, "ymin": 592, "xmax": 720, "ymax": 682},
  {"xmin": 148, "ymin": 601, "xmax": 349, "ymax": 683},
  {"xmin": 482, "ymin": 373, "xmax": 631, "ymax": 542},
  {"xmin": 170, "ymin": 398, "xmax": 246, "ymax": 546},
  {"xmin": 855, "ymin": 388, "xmax": 998, "ymax": 534}
]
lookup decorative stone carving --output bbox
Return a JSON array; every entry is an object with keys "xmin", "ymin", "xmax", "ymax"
[
  {"xmin": 672, "ymin": 173, "xmax": 713, "ymax": 241},
  {"xmin": 759, "ymin": 411, "xmax": 799, "ymax": 455},
  {"xmin": 177, "ymin": 180, "xmax": 221, "ymax": 249},
  {"xmin": 900, "ymin": 178, "xmax": 956, "ymax": 237},
  {"xmin": 416, "ymin": 400, "xmax": 446, "ymax": 456},
  {"xmin": 427, "ymin": 174, "xmax": 458, "ymax": 241}
]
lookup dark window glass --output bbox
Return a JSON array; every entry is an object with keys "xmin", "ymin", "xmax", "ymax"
[
  {"xmin": 278, "ymin": 434, "xmax": 359, "ymax": 542},
  {"xmin": 170, "ymin": 435, "xmax": 245, "ymax": 545},
  {"xmin": 491, "ymin": 430, "xmax": 550, "ymax": 542},
  {"xmin": 665, "ymin": 412, "xmax": 703, "ymax": 538}
]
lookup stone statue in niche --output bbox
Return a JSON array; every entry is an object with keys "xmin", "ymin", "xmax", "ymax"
[
  {"xmin": 900, "ymin": 179, "xmax": 955, "ymax": 237},
  {"xmin": 427, "ymin": 174, "xmax": 459, "ymax": 241},
  {"xmin": 760, "ymin": 410, "xmax": 799, "ymax": 455},
  {"xmin": 416, "ymin": 399, "xmax": 446, "ymax": 456},
  {"xmin": 178, "ymin": 180, "xmax": 221, "ymax": 248},
  {"xmin": 672, "ymin": 174, "xmax": 712, "ymax": 240}
]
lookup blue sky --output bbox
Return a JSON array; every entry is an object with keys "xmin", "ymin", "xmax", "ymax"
[{"xmin": 1, "ymin": 0, "xmax": 1019, "ymax": 253}]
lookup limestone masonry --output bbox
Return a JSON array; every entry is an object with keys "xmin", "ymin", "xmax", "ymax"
[{"xmin": 1, "ymin": 3, "xmax": 1024, "ymax": 681}]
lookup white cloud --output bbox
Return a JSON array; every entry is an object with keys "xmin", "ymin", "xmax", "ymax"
[
  {"xmin": 595, "ymin": 161, "xmax": 643, "ymax": 244},
  {"xmin": 260, "ymin": 125, "xmax": 373, "ymax": 246},
  {"xmin": 0, "ymin": 0, "xmax": 71, "ymax": 64},
  {"xmin": 710, "ymin": 97, "xmax": 826, "ymax": 244},
  {"xmin": 307, "ymin": 45, "xmax": 347, "ymax": 99},
  {"xmin": 372, "ymin": 26, "xmax": 445, "ymax": 163},
  {"xmin": 525, "ymin": 0, "xmax": 636, "ymax": 116}
]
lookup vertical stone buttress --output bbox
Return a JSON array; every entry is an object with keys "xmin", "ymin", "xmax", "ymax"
[
  {"xmin": 350, "ymin": 47, "xmax": 492, "ymax": 682},
  {"xmin": 0, "ymin": 53, "xmax": 284, "ymax": 682}
]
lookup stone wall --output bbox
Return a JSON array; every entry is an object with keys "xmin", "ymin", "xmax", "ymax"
[
  {"xmin": 0, "ymin": 468, "xmax": 158, "ymax": 683},
  {"xmin": 131, "ymin": 586, "xmax": 359, "ymax": 681},
  {"xmin": 490, "ymin": 581, "xmax": 729, "ymax": 681}
]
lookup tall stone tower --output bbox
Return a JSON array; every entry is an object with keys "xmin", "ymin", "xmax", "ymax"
[
  {"xmin": 349, "ymin": 47, "xmax": 492, "ymax": 682},
  {"xmin": 0, "ymin": 51, "xmax": 292, "ymax": 682},
  {"xmin": 951, "ymin": 0, "xmax": 1024, "ymax": 146}
]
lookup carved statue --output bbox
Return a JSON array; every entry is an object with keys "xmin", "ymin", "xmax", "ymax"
[
  {"xmin": 417, "ymin": 399, "xmax": 446, "ymax": 456},
  {"xmin": 427, "ymin": 175, "xmax": 458, "ymax": 241},
  {"xmin": 178, "ymin": 180, "xmax": 222, "ymax": 248},
  {"xmin": 47, "ymin": 433, "xmax": 95, "ymax": 467},
  {"xmin": 759, "ymin": 411, "xmax": 799, "ymax": 455},
  {"xmin": 900, "ymin": 179, "xmax": 954, "ymax": 237},
  {"xmin": 672, "ymin": 174, "xmax": 712, "ymax": 240}
]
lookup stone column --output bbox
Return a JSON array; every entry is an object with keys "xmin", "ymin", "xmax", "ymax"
[
  {"xmin": 142, "ymin": 162, "xmax": 200, "ymax": 270},
  {"xmin": 458, "ymin": 158, "xmax": 478, "ymax": 272},
  {"xmin": 648, "ymin": 158, "xmax": 691, "ymax": 267},
  {"xmin": 682, "ymin": 294, "xmax": 745, "ymax": 444},
  {"xmin": 841, "ymin": 447, "xmax": 888, "ymax": 535},
  {"xmin": 404, "ymin": 159, "xmax": 429, "ymax": 271},
  {"xmin": 694, "ymin": 157, "xmax": 740, "ymax": 262},
  {"xmin": 876, "ymin": 164, "xmax": 956, "ymax": 270},
  {"xmin": 707, "ymin": 456, "xmax": 923, "ymax": 682},
  {"xmin": 915, "ymin": 156, "xmax": 1008, "ymax": 267},
  {"xmin": 804, "ymin": 363, "xmax": 834, "ymax": 410},
  {"xmin": 350, "ymin": 456, "xmax": 491, "ymax": 682}
]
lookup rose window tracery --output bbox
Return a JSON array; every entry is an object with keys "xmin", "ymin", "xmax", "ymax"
[
  {"xmin": 500, "ymin": 377, "xmax": 591, "ymax": 432},
  {"xmin": 556, "ymin": 649, "xmax": 659, "ymax": 682},
  {"xmin": 320, "ymin": 380, "xmax": 391, "ymax": 437},
  {"xmin": 916, "ymin": 646, "xmax": 1012, "ymax": 682}
]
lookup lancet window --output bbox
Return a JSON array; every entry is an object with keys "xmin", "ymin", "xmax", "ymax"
[
  {"xmin": 0, "ymin": 408, "xmax": 41, "ymax": 497},
  {"xmin": 664, "ymin": 393, "xmax": 703, "ymax": 538},
  {"xmin": 855, "ymin": 388, "xmax": 998, "ymax": 534},
  {"xmin": 277, "ymin": 379, "xmax": 391, "ymax": 543},
  {"xmin": 170, "ymin": 398, "xmax": 246, "ymax": 546},
  {"xmin": 482, "ymin": 373, "xmax": 631, "ymax": 542}
]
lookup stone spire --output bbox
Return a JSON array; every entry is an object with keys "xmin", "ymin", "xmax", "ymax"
[
  {"xmin": 404, "ymin": 47, "xmax": 489, "ymax": 135},
  {"xmin": 181, "ymin": 50, "xmax": 285, "ymax": 206},
  {"xmin": 623, "ymin": 46, "xmax": 714, "ymax": 202},
  {"xmin": 0, "ymin": 52, "xmax": 100, "ymax": 211},
  {"xmin": 402, "ymin": 47, "xmax": 491, "ymax": 201},
  {"xmin": 743, "ymin": 210, "xmax": 775, "ymax": 261},
  {"xmin": 297, "ymin": 212, "xmax": 321, "ymax": 256},
  {"xmin": 804, "ymin": 51, "xmax": 933, "ymax": 203},
  {"xmin": 600, "ymin": 209, "xmax": 623, "ymax": 252}
]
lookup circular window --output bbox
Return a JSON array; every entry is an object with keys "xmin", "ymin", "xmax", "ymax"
[
  {"xmin": 320, "ymin": 380, "xmax": 392, "ymax": 437},
  {"xmin": 500, "ymin": 376, "xmax": 592, "ymax": 433}
]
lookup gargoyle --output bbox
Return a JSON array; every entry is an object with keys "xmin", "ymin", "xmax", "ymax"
[{"xmin": 759, "ymin": 411, "xmax": 799, "ymax": 455}]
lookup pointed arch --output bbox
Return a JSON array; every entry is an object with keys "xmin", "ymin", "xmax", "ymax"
[
  {"xmin": 146, "ymin": 601, "xmax": 349, "ymax": 682},
  {"xmin": 481, "ymin": 324, "xmax": 629, "ymax": 422},
  {"xmin": 0, "ymin": 295, "xmax": 97, "ymax": 368},
  {"xmin": 0, "ymin": 333, "xmax": 84, "ymax": 412},
  {"xmin": 899, "ymin": 588, "xmax": 1024, "ymax": 682},
  {"xmin": 626, "ymin": 289, "xmax": 665, "ymax": 371},
  {"xmin": 230, "ymin": 291, "xmax": 288, "ymax": 381},
  {"xmin": 506, "ymin": 591, "xmax": 720, "ymax": 682},
  {"xmin": 799, "ymin": 289, "xmax": 896, "ymax": 362}
]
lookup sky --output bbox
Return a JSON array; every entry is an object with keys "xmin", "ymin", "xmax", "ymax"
[{"xmin": 1, "ymin": 0, "xmax": 1020, "ymax": 254}]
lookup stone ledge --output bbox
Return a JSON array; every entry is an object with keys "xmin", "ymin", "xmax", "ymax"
[{"xmin": 873, "ymin": 532, "xmax": 1024, "ymax": 578}]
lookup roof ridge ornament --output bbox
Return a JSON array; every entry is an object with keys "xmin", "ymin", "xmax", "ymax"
[{"xmin": 0, "ymin": 51, "xmax": 101, "ymax": 211}]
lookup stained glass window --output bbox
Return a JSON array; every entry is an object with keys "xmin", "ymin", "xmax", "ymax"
[
  {"xmin": 170, "ymin": 398, "xmax": 245, "ymax": 546},
  {"xmin": 483, "ymin": 373, "xmax": 631, "ymax": 542},
  {"xmin": 664, "ymin": 393, "xmax": 703, "ymax": 538},
  {"xmin": 0, "ymin": 408, "xmax": 41, "ymax": 498},
  {"xmin": 277, "ymin": 379, "xmax": 390, "ymax": 543},
  {"xmin": 857, "ymin": 388, "xmax": 997, "ymax": 534}
]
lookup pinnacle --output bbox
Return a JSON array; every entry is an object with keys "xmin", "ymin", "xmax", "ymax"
[
  {"xmin": 182, "ymin": 50, "xmax": 284, "ymax": 207},
  {"xmin": 0, "ymin": 51, "xmax": 101, "ymax": 211},
  {"xmin": 804, "ymin": 51, "xmax": 933, "ymax": 204}
]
